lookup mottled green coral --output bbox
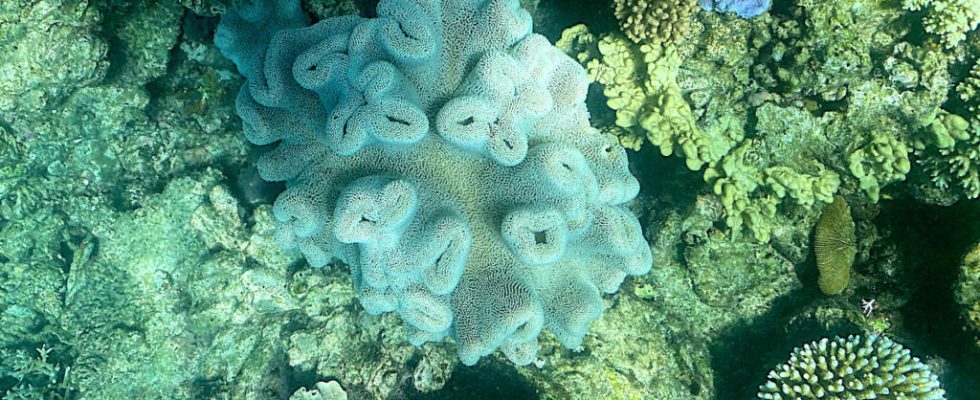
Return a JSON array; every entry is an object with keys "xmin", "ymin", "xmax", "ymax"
[
  {"xmin": 913, "ymin": 112, "xmax": 980, "ymax": 200},
  {"xmin": 701, "ymin": 104, "xmax": 840, "ymax": 243},
  {"xmin": 813, "ymin": 196, "xmax": 855, "ymax": 295},
  {"xmin": 848, "ymin": 133, "xmax": 912, "ymax": 202},
  {"xmin": 759, "ymin": 335, "xmax": 945, "ymax": 399},
  {"xmin": 904, "ymin": 0, "xmax": 980, "ymax": 48},
  {"xmin": 612, "ymin": 0, "xmax": 697, "ymax": 45}
]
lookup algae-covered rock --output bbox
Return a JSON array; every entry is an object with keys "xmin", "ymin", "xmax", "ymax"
[{"xmin": 0, "ymin": 0, "xmax": 108, "ymax": 118}]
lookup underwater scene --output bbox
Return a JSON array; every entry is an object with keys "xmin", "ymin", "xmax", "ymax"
[{"xmin": 1, "ymin": 0, "xmax": 979, "ymax": 399}]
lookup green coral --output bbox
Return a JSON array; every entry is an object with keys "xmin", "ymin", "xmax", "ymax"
[
  {"xmin": 848, "ymin": 132, "xmax": 912, "ymax": 202},
  {"xmin": 701, "ymin": 104, "xmax": 840, "ymax": 243},
  {"xmin": 563, "ymin": 2, "xmax": 949, "ymax": 244},
  {"xmin": 904, "ymin": 0, "xmax": 980, "ymax": 48},
  {"xmin": 813, "ymin": 196, "xmax": 855, "ymax": 295},
  {"xmin": 557, "ymin": 25, "xmax": 738, "ymax": 169},
  {"xmin": 612, "ymin": 0, "xmax": 697, "ymax": 45},
  {"xmin": 758, "ymin": 335, "xmax": 945, "ymax": 399},
  {"xmin": 913, "ymin": 112, "xmax": 980, "ymax": 201}
]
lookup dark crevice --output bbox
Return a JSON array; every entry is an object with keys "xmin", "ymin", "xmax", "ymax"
[
  {"xmin": 406, "ymin": 357, "xmax": 538, "ymax": 400},
  {"xmin": 879, "ymin": 199, "xmax": 980, "ymax": 396}
]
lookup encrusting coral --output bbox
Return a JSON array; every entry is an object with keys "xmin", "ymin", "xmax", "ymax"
[
  {"xmin": 216, "ymin": 0, "xmax": 651, "ymax": 366},
  {"xmin": 758, "ymin": 335, "xmax": 946, "ymax": 399}
]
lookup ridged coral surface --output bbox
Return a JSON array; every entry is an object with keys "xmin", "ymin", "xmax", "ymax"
[
  {"xmin": 813, "ymin": 196, "xmax": 855, "ymax": 295},
  {"xmin": 215, "ymin": 0, "xmax": 651, "ymax": 366},
  {"xmin": 758, "ymin": 335, "xmax": 945, "ymax": 399}
]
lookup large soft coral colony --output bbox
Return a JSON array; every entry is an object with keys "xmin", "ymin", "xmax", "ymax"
[{"xmin": 215, "ymin": 0, "xmax": 651, "ymax": 366}]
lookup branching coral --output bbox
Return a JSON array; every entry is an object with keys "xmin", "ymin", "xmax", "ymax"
[
  {"xmin": 217, "ymin": 0, "xmax": 651, "ymax": 366},
  {"xmin": 913, "ymin": 112, "xmax": 980, "ymax": 200},
  {"xmin": 958, "ymin": 61, "xmax": 980, "ymax": 115},
  {"xmin": 758, "ymin": 335, "xmax": 945, "ymax": 399},
  {"xmin": 904, "ymin": 0, "xmax": 980, "ymax": 48}
]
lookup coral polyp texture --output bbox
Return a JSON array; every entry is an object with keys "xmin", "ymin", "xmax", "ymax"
[
  {"xmin": 758, "ymin": 335, "xmax": 946, "ymax": 400},
  {"xmin": 215, "ymin": 0, "xmax": 652, "ymax": 366}
]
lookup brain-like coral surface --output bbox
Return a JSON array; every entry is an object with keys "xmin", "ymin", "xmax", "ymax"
[
  {"xmin": 216, "ymin": 0, "xmax": 651, "ymax": 365},
  {"xmin": 758, "ymin": 335, "xmax": 945, "ymax": 399}
]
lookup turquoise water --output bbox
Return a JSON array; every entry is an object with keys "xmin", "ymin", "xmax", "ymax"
[{"xmin": 1, "ymin": 0, "xmax": 978, "ymax": 399}]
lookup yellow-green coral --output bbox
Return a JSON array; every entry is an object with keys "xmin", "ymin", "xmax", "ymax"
[
  {"xmin": 813, "ymin": 196, "xmax": 855, "ymax": 295},
  {"xmin": 703, "ymin": 141, "xmax": 776, "ymax": 243},
  {"xmin": 558, "ymin": 25, "xmax": 738, "ymax": 170},
  {"xmin": 904, "ymin": 0, "xmax": 980, "ymax": 48},
  {"xmin": 612, "ymin": 0, "xmax": 697, "ymax": 45},
  {"xmin": 913, "ymin": 112, "xmax": 980, "ymax": 200},
  {"xmin": 702, "ymin": 138, "xmax": 840, "ymax": 243},
  {"xmin": 848, "ymin": 133, "xmax": 911, "ymax": 202},
  {"xmin": 765, "ymin": 166, "xmax": 839, "ymax": 208}
]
